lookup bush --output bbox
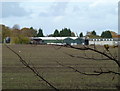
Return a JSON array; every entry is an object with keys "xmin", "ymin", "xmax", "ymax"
[{"xmin": 11, "ymin": 36, "xmax": 30, "ymax": 44}]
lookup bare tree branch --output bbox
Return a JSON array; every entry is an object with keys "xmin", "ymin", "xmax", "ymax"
[
  {"xmin": 52, "ymin": 44, "xmax": 120, "ymax": 67},
  {"xmin": 56, "ymin": 61, "xmax": 120, "ymax": 76},
  {"xmin": 5, "ymin": 44, "xmax": 59, "ymax": 91},
  {"xmin": 63, "ymin": 52, "xmax": 110, "ymax": 61}
]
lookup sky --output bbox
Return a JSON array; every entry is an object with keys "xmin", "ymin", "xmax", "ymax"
[{"xmin": 0, "ymin": 0, "xmax": 119, "ymax": 36}]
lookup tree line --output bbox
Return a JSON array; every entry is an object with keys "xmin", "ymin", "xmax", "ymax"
[
  {"xmin": 50, "ymin": 29, "xmax": 113, "ymax": 38},
  {"xmin": 1, "ymin": 24, "xmax": 116, "ymax": 44}
]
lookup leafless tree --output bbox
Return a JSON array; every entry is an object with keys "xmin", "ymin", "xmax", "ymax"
[
  {"xmin": 5, "ymin": 44, "xmax": 59, "ymax": 91},
  {"xmin": 52, "ymin": 43, "xmax": 120, "ymax": 76},
  {"xmin": 5, "ymin": 42, "xmax": 120, "ymax": 90}
]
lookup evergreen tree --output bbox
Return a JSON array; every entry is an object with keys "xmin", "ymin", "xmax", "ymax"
[
  {"xmin": 53, "ymin": 29, "xmax": 60, "ymax": 37},
  {"xmin": 79, "ymin": 32, "xmax": 83, "ymax": 37},
  {"xmin": 101, "ymin": 31, "xmax": 105, "ymax": 38},
  {"xmin": 64, "ymin": 28, "xmax": 68, "ymax": 36},
  {"xmin": 101, "ymin": 31, "xmax": 112, "ymax": 38},
  {"xmin": 91, "ymin": 30, "xmax": 96, "ymax": 36},
  {"xmin": 60, "ymin": 29, "xmax": 64, "ymax": 37},
  {"xmin": 59, "ymin": 28, "xmax": 72, "ymax": 37},
  {"xmin": 106, "ymin": 31, "xmax": 112, "ymax": 38},
  {"xmin": 30, "ymin": 27, "xmax": 34, "ymax": 30},
  {"xmin": 68, "ymin": 29, "xmax": 72, "ymax": 36},
  {"xmin": 37, "ymin": 28, "xmax": 44, "ymax": 37}
]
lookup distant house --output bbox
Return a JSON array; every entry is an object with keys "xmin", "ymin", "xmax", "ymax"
[
  {"xmin": 75, "ymin": 38, "xmax": 84, "ymax": 45},
  {"xmin": 4, "ymin": 36, "xmax": 119, "ymax": 46},
  {"xmin": 63, "ymin": 38, "xmax": 75, "ymax": 45},
  {"xmin": 30, "ymin": 37, "xmax": 119, "ymax": 46},
  {"xmin": 30, "ymin": 37, "xmax": 86, "ymax": 45},
  {"xmin": 89, "ymin": 38, "xmax": 119, "ymax": 46}
]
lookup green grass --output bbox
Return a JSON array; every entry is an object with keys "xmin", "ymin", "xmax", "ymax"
[{"xmin": 2, "ymin": 44, "xmax": 119, "ymax": 89}]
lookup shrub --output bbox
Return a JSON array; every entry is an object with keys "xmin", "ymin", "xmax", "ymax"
[{"xmin": 11, "ymin": 36, "xmax": 30, "ymax": 44}]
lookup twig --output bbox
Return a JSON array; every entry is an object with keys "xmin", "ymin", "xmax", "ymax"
[
  {"xmin": 56, "ymin": 61, "xmax": 120, "ymax": 76},
  {"xmin": 52, "ymin": 44, "xmax": 120, "ymax": 67},
  {"xmin": 63, "ymin": 52, "xmax": 110, "ymax": 61},
  {"xmin": 5, "ymin": 44, "xmax": 59, "ymax": 91}
]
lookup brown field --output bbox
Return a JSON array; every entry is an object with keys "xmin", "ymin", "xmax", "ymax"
[{"xmin": 2, "ymin": 44, "xmax": 119, "ymax": 90}]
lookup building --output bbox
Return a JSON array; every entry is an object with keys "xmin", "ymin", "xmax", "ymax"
[
  {"xmin": 75, "ymin": 38, "xmax": 84, "ymax": 44},
  {"xmin": 63, "ymin": 38, "xmax": 75, "ymax": 45},
  {"xmin": 30, "ymin": 37, "xmax": 86, "ymax": 45},
  {"xmin": 30, "ymin": 37, "xmax": 119, "ymax": 46},
  {"xmin": 89, "ymin": 38, "xmax": 119, "ymax": 46},
  {"xmin": 30, "ymin": 37, "xmax": 43, "ymax": 44},
  {"xmin": 6, "ymin": 36, "xmax": 119, "ymax": 46}
]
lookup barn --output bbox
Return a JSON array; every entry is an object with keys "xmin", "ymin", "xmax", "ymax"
[
  {"xmin": 89, "ymin": 38, "xmax": 119, "ymax": 46},
  {"xmin": 30, "ymin": 37, "xmax": 43, "ymax": 44},
  {"xmin": 4, "ymin": 36, "xmax": 119, "ymax": 46},
  {"xmin": 30, "ymin": 37, "xmax": 87, "ymax": 45},
  {"xmin": 63, "ymin": 38, "xmax": 74, "ymax": 45},
  {"xmin": 30, "ymin": 37, "xmax": 119, "ymax": 46},
  {"xmin": 75, "ymin": 38, "xmax": 84, "ymax": 45}
]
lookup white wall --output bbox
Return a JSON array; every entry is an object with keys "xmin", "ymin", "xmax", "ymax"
[{"xmin": 89, "ymin": 41, "xmax": 117, "ymax": 46}]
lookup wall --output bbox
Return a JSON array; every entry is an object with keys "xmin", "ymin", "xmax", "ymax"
[
  {"xmin": 89, "ymin": 38, "xmax": 118, "ymax": 46},
  {"xmin": 89, "ymin": 41, "xmax": 115, "ymax": 45}
]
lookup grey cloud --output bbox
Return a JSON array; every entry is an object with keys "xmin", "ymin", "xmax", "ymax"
[
  {"xmin": 39, "ymin": 12, "xmax": 50, "ymax": 17},
  {"xmin": 2, "ymin": 2, "xmax": 30, "ymax": 18},
  {"xmin": 39, "ymin": 2, "xmax": 69, "ymax": 17},
  {"xmin": 50, "ymin": 2, "xmax": 68, "ymax": 16},
  {"xmin": 72, "ymin": 2, "xmax": 117, "ymax": 19}
]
